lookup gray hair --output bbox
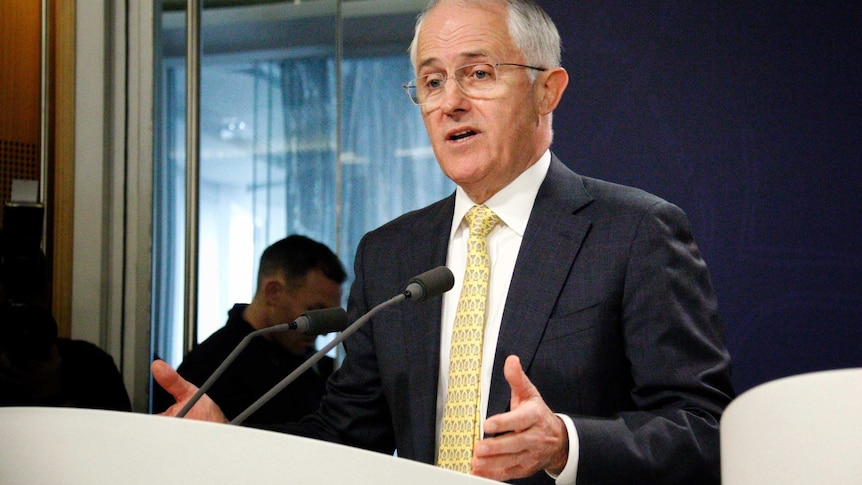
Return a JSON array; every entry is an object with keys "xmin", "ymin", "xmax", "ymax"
[{"xmin": 408, "ymin": 0, "xmax": 562, "ymax": 77}]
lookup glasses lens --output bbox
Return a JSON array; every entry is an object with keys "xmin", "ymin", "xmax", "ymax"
[
  {"xmin": 454, "ymin": 63, "xmax": 497, "ymax": 97},
  {"xmin": 410, "ymin": 73, "xmax": 445, "ymax": 105},
  {"xmin": 403, "ymin": 63, "xmax": 502, "ymax": 106},
  {"xmin": 403, "ymin": 82, "xmax": 419, "ymax": 104}
]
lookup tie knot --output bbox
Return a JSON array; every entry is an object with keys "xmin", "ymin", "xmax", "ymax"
[{"xmin": 464, "ymin": 205, "xmax": 500, "ymax": 239}]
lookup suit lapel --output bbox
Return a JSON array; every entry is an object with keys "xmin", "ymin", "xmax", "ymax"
[
  {"xmin": 488, "ymin": 156, "xmax": 595, "ymax": 417},
  {"xmin": 400, "ymin": 195, "xmax": 455, "ymax": 463}
]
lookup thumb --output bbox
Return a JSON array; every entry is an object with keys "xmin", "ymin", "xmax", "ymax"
[
  {"xmin": 151, "ymin": 359, "xmax": 195, "ymax": 402},
  {"xmin": 504, "ymin": 355, "xmax": 537, "ymax": 409}
]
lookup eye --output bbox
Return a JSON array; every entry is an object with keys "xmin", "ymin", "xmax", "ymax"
[
  {"xmin": 420, "ymin": 73, "xmax": 445, "ymax": 91},
  {"xmin": 426, "ymin": 77, "xmax": 443, "ymax": 89},
  {"xmin": 465, "ymin": 64, "xmax": 495, "ymax": 82},
  {"xmin": 473, "ymin": 69, "xmax": 490, "ymax": 80}
]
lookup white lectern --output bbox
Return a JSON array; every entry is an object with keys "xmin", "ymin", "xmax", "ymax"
[
  {"xmin": 0, "ymin": 407, "xmax": 500, "ymax": 484},
  {"xmin": 720, "ymin": 368, "xmax": 862, "ymax": 484}
]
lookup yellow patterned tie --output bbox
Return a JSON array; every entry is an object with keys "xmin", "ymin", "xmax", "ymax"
[{"xmin": 437, "ymin": 205, "xmax": 500, "ymax": 473}]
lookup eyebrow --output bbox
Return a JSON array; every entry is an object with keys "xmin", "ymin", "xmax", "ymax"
[{"xmin": 417, "ymin": 51, "xmax": 490, "ymax": 71}]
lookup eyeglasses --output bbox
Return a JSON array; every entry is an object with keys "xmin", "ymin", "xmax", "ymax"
[{"xmin": 402, "ymin": 62, "xmax": 547, "ymax": 106}]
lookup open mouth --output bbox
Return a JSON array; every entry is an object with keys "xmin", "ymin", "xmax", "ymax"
[{"xmin": 448, "ymin": 129, "xmax": 477, "ymax": 142}]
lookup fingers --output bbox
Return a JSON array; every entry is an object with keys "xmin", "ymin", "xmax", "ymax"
[
  {"xmin": 471, "ymin": 355, "xmax": 569, "ymax": 481},
  {"xmin": 150, "ymin": 359, "xmax": 228, "ymax": 423},
  {"xmin": 474, "ymin": 412, "xmax": 568, "ymax": 481}
]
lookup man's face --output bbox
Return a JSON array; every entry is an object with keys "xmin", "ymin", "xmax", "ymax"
[
  {"xmin": 415, "ymin": 2, "xmax": 544, "ymax": 202},
  {"xmin": 270, "ymin": 269, "xmax": 342, "ymax": 357}
]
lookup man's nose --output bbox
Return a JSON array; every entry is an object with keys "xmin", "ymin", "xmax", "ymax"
[{"xmin": 438, "ymin": 76, "xmax": 468, "ymax": 112}]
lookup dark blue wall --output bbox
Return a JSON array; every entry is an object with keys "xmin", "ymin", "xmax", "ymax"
[{"xmin": 538, "ymin": 1, "xmax": 862, "ymax": 393}]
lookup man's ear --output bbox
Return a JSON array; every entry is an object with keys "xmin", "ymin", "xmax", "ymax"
[
  {"xmin": 535, "ymin": 67, "xmax": 569, "ymax": 115},
  {"xmin": 261, "ymin": 279, "xmax": 284, "ymax": 303}
]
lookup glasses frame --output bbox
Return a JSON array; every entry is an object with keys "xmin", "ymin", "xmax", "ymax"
[{"xmin": 402, "ymin": 62, "xmax": 547, "ymax": 106}]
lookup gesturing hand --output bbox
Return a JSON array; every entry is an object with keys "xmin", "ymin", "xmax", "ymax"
[
  {"xmin": 470, "ymin": 355, "xmax": 569, "ymax": 481},
  {"xmin": 151, "ymin": 359, "xmax": 228, "ymax": 424}
]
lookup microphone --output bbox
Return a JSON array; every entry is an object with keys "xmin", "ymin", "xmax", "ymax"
[
  {"xmin": 175, "ymin": 307, "xmax": 348, "ymax": 419},
  {"xmin": 290, "ymin": 307, "xmax": 351, "ymax": 335},
  {"xmin": 403, "ymin": 266, "xmax": 456, "ymax": 302},
  {"xmin": 231, "ymin": 266, "xmax": 454, "ymax": 425}
]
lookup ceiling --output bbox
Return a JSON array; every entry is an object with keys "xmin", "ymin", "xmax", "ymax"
[
  {"xmin": 159, "ymin": 0, "xmax": 427, "ymax": 187},
  {"xmin": 160, "ymin": 0, "xmax": 426, "ymax": 57}
]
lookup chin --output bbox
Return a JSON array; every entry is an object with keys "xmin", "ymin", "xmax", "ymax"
[{"xmin": 439, "ymin": 158, "xmax": 488, "ymax": 182}]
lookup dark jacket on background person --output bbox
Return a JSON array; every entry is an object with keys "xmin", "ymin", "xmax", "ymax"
[{"xmin": 162, "ymin": 304, "xmax": 333, "ymax": 424}]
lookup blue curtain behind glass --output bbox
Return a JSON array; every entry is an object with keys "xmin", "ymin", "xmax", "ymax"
[
  {"xmin": 153, "ymin": 52, "xmax": 453, "ymax": 369},
  {"xmin": 275, "ymin": 57, "xmax": 338, "ymax": 250},
  {"xmin": 339, "ymin": 55, "xmax": 454, "ymax": 277}
]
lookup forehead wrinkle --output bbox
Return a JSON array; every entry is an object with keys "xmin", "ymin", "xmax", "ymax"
[{"xmin": 416, "ymin": 6, "xmax": 515, "ymax": 70}]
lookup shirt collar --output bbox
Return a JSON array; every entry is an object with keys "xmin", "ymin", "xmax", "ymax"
[{"xmin": 451, "ymin": 149, "xmax": 551, "ymax": 238}]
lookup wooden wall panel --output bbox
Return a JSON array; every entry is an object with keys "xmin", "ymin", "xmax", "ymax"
[
  {"xmin": 0, "ymin": 0, "xmax": 42, "ymax": 222},
  {"xmin": 0, "ymin": 1, "xmax": 76, "ymax": 338},
  {"xmin": 48, "ymin": 0, "xmax": 76, "ymax": 338}
]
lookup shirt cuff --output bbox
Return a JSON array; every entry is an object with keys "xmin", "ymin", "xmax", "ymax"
[{"xmin": 545, "ymin": 413, "xmax": 579, "ymax": 485}]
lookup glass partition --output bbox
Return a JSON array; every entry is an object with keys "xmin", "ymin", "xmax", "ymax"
[{"xmin": 151, "ymin": 0, "xmax": 452, "ymax": 374}]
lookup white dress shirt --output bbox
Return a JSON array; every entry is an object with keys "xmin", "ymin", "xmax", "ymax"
[{"xmin": 435, "ymin": 150, "xmax": 580, "ymax": 484}]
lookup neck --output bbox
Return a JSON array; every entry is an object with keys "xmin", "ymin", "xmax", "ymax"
[
  {"xmin": 240, "ymin": 301, "xmax": 268, "ymax": 331},
  {"xmin": 461, "ymin": 148, "xmax": 547, "ymax": 204}
]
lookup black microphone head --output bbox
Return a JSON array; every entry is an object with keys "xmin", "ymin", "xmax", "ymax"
[
  {"xmin": 403, "ymin": 266, "xmax": 455, "ymax": 301},
  {"xmin": 296, "ymin": 307, "xmax": 349, "ymax": 335}
]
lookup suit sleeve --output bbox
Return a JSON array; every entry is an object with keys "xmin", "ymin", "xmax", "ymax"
[
  {"xmin": 570, "ymin": 199, "xmax": 734, "ymax": 485},
  {"xmin": 274, "ymin": 232, "xmax": 397, "ymax": 454}
]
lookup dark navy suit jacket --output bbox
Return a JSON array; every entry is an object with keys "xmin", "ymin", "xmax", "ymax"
[{"xmin": 285, "ymin": 154, "xmax": 734, "ymax": 484}]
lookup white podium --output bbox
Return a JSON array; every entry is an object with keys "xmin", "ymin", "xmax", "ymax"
[
  {"xmin": 0, "ymin": 407, "xmax": 500, "ymax": 484},
  {"xmin": 720, "ymin": 368, "xmax": 862, "ymax": 484}
]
